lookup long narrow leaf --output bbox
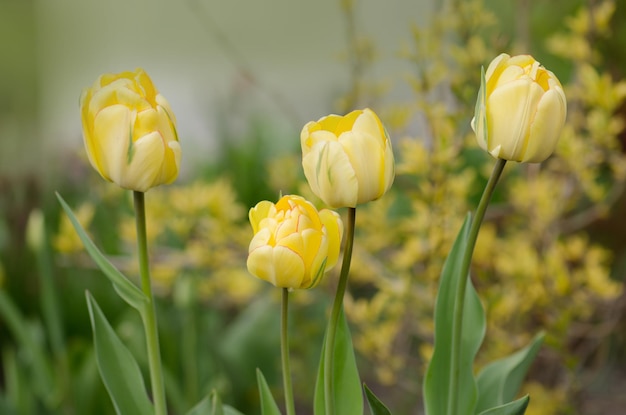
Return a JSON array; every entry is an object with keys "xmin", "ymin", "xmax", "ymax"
[
  {"xmin": 85, "ymin": 292, "xmax": 153, "ymax": 415},
  {"xmin": 475, "ymin": 333, "xmax": 544, "ymax": 413},
  {"xmin": 364, "ymin": 384, "xmax": 392, "ymax": 415},
  {"xmin": 256, "ymin": 369, "xmax": 281, "ymax": 415},
  {"xmin": 56, "ymin": 193, "xmax": 147, "ymax": 310},
  {"xmin": 185, "ymin": 393, "xmax": 212, "ymax": 415},
  {"xmin": 185, "ymin": 391, "xmax": 245, "ymax": 415},
  {"xmin": 314, "ymin": 307, "xmax": 363, "ymax": 415},
  {"xmin": 423, "ymin": 214, "xmax": 486, "ymax": 415},
  {"xmin": 478, "ymin": 395, "xmax": 529, "ymax": 415}
]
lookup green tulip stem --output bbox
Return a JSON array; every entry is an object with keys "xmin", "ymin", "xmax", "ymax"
[
  {"xmin": 281, "ymin": 288, "xmax": 296, "ymax": 415},
  {"xmin": 448, "ymin": 158, "xmax": 507, "ymax": 415},
  {"xmin": 133, "ymin": 191, "xmax": 167, "ymax": 415},
  {"xmin": 324, "ymin": 206, "xmax": 356, "ymax": 415}
]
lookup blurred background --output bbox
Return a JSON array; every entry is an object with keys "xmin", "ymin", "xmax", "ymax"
[{"xmin": 2, "ymin": 0, "xmax": 626, "ymax": 414}]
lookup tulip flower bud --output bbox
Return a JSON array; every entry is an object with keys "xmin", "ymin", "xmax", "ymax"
[
  {"xmin": 247, "ymin": 195, "xmax": 343, "ymax": 289},
  {"xmin": 471, "ymin": 53, "xmax": 567, "ymax": 163},
  {"xmin": 80, "ymin": 68, "xmax": 181, "ymax": 192},
  {"xmin": 301, "ymin": 108, "xmax": 395, "ymax": 208}
]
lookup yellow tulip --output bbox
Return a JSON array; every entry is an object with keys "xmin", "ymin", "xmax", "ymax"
[
  {"xmin": 247, "ymin": 195, "xmax": 343, "ymax": 289},
  {"xmin": 80, "ymin": 68, "xmax": 181, "ymax": 192},
  {"xmin": 471, "ymin": 53, "xmax": 567, "ymax": 163},
  {"xmin": 301, "ymin": 108, "xmax": 395, "ymax": 208}
]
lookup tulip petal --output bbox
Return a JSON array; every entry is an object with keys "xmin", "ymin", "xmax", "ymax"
[
  {"xmin": 383, "ymin": 136, "xmax": 395, "ymax": 191},
  {"xmin": 339, "ymin": 129, "xmax": 386, "ymax": 204},
  {"xmin": 249, "ymin": 201, "xmax": 275, "ymax": 234},
  {"xmin": 523, "ymin": 88, "xmax": 567, "ymax": 162},
  {"xmin": 249, "ymin": 228, "xmax": 273, "ymax": 252},
  {"xmin": 91, "ymin": 105, "xmax": 133, "ymax": 183},
  {"xmin": 122, "ymin": 131, "xmax": 165, "ymax": 192},
  {"xmin": 302, "ymin": 141, "xmax": 358, "ymax": 208},
  {"xmin": 487, "ymin": 79, "xmax": 544, "ymax": 161},
  {"xmin": 319, "ymin": 209, "xmax": 343, "ymax": 269},
  {"xmin": 485, "ymin": 53, "xmax": 510, "ymax": 92},
  {"xmin": 247, "ymin": 245, "xmax": 305, "ymax": 288},
  {"xmin": 159, "ymin": 140, "xmax": 181, "ymax": 185}
]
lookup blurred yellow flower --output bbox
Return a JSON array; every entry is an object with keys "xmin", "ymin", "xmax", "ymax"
[
  {"xmin": 471, "ymin": 53, "xmax": 567, "ymax": 163},
  {"xmin": 301, "ymin": 108, "xmax": 395, "ymax": 208},
  {"xmin": 80, "ymin": 68, "xmax": 181, "ymax": 192},
  {"xmin": 247, "ymin": 195, "xmax": 343, "ymax": 289}
]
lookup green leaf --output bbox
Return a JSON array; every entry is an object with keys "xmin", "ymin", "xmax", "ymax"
[
  {"xmin": 423, "ymin": 214, "xmax": 486, "ymax": 415},
  {"xmin": 475, "ymin": 333, "xmax": 544, "ymax": 413},
  {"xmin": 314, "ymin": 307, "xmax": 363, "ymax": 415},
  {"xmin": 56, "ymin": 192, "xmax": 147, "ymax": 310},
  {"xmin": 185, "ymin": 391, "xmax": 247, "ymax": 415},
  {"xmin": 256, "ymin": 369, "xmax": 282, "ymax": 415},
  {"xmin": 186, "ymin": 391, "xmax": 214, "ymax": 415},
  {"xmin": 473, "ymin": 65, "xmax": 488, "ymax": 146},
  {"xmin": 85, "ymin": 292, "xmax": 153, "ymax": 415},
  {"xmin": 364, "ymin": 384, "xmax": 392, "ymax": 415},
  {"xmin": 478, "ymin": 395, "xmax": 529, "ymax": 415}
]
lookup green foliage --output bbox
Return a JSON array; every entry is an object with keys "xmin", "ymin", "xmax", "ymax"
[
  {"xmin": 314, "ymin": 308, "xmax": 363, "ymax": 415},
  {"xmin": 363, "ymin": 384, "xmax": 392, "ymax": 415},
  {"xmin": 478, "ymin": 396, "xmax": 529, "ymax": 415},
  {"xmin": 56, "ymin": 193, "xmax": 147, "ymax": 310},
  {"xmin": 476, "ymin": 334, "xmax": 544, "ymax": 413},
  {"xmin": 186, "ymin": 390, "xmax": 247, "ymax": 415},
  {"xmin": 85, "ymin": 292, "xmax": 154, "ymax": 415},
  {"xmin": 256, "ymin": 369, "xmax": 282, "ymax": 415},
  {"xmin": 424, "ymin": 215, "xmax": 484, "ymax": 415}
]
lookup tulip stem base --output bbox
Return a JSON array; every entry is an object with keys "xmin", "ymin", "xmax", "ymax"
[
  {"xmin": 281, "ymin": 288, "xmax": 296, "ymax": 415},
  {"xmin": 134, "ymin": 191, "xmax": 167, "ymax": 415},
  {"xmin": 324, "ymin": 207, "xmax": 356, "ymax": 415},
  {"xmin": 448, "ymin": 158, "xmax": 506, "ymax": 415}
]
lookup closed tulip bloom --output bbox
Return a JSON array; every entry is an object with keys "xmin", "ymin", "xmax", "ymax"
[
  {"xmin": 471, "ymin": 53, "xmax": 567, "ymax": 163},
  {"xmin": 301, "ymin": 108, "xmax": 395, "ymax": 208},
  {"xmin": 80, "ymin": 68, "xmax": 181, "ymax": 192},
  {"xmin": 247, "ymin": 195, "xmax": 343, "ymax": 289}
]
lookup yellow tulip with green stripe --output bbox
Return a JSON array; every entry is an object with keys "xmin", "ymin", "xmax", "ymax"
[
  {"xmin": 301, "ymin": 108, "xmax": 395, "ymax": 208},
  {"xmin": 247, "ymin": 195, "xmax": 343, "ymax": 289},
  {"xmin": 471, "ymin": 53, "xmax": 567, "ymax": 163},
  {"xmin": 80, "ymin": 68, "xmax": 181, "ymax": 192}
]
